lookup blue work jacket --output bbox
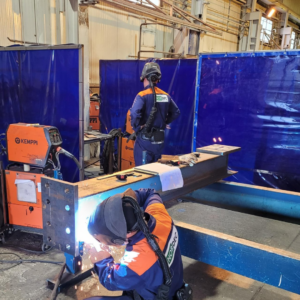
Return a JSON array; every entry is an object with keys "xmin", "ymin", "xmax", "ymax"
[
  {"xmin": 130, "ymin": 85, "xmax": 180, "ymax": 132},
  {"xmin": 94, "ymin": 189, "xmax": 184, "ymax": 300}
]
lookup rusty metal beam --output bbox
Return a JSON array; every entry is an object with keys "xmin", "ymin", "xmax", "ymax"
[
  {"xmin": 97, "ymin": 0, "xmax": 222, "ymax": 35},
  {"xmin": 161, "ymin": 0, "xmax": 217, "ymax": 31}
]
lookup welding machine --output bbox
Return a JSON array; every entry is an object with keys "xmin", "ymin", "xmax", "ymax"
[{"xmin": 4, "ymin": 123, "xmax": 81, "ymax": 230}]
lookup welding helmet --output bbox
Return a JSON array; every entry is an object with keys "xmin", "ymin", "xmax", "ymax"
[
  {"xmin": 140, "ymin": 62, "xmax": 162, "ymax": 82},
  {"xmin": 88, "ymin": 189, "xmax": 138, "ymax": 246}
]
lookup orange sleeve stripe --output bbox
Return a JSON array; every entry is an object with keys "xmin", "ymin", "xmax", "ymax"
[
  {"xmin": 126, "ymin": 203, "xmax": 173, "ymax": 276},
  {"xmin": 126, "ymin": 240, "xmax": 158, "ymax": 276},
  {"xmin": 154, "ymin": 87, "xmax": 168, "ymax": 95},
  {"xmin": 138, "ymin": 88, "xmax": 152, "ymax": 97},
  {"xmin": 138, "ymin": 87, "xmax": 169, "ymax": 97},
  {"xmin": 146, "ymin": 203, "xmax": 172, "ymax": 251}
]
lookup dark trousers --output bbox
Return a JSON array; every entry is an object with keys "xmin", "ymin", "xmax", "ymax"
[{"xmin": 134, "ymin": 136, "xmax": 164, "ymax": 166}]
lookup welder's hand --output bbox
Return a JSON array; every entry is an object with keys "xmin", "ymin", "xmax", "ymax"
[{"xmin": 85, "ymin": 244, "xmax": 111, "ymax": 264}]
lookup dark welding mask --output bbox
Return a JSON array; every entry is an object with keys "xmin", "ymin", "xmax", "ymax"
[
  {"xmin": 140, "ymin": 62, "xmax": 162, "ymax": 82},
  {"xmin": 88, "ymin": 189, "xmax": 139, "ymax": 246}
]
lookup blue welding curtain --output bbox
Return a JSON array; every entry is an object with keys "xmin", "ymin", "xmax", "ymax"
[
  {"xmin": 195, "ymin": 52, "xmax": 300, "ymax": 192},
  {"xmin": 99, "ymin": 59, "xmax": 197, "ymax": 155},
  {"xmin": 0, "ymin": 47, "xmax": 80, "ymax": 182}
]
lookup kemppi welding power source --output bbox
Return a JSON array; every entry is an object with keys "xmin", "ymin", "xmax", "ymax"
[{"xmin": 4, "ymin": 123, "xmax": 81, "ymax": 230}]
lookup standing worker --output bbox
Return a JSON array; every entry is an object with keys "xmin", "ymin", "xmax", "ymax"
[
  {"xmin": 85, "ymin": 188, "xmax": 192, "ymax": 300},
  {"xmin": 130, "ymin": 63, "xmax": 180, "ymax": 166}
]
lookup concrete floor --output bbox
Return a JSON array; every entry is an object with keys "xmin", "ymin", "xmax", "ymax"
[{"xmin": 0, "ymin": 231, "xmax": 299, "ymax": 300}]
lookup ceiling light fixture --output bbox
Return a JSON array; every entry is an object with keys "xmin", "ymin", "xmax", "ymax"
[{"xmin": 265, "ymin": 6, "xmax": 276, "ymax": 18}]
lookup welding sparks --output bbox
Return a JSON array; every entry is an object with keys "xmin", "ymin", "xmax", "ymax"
[
  {"xmin": 108, "ymin": 274, "xmax": 111, "ymax": 278},
  {"xmin": 218, "ymin": 137, "xmax": 222, "ymax": 142},
  {"xmin": 213, "ymin": 138, "xmax": 217, "ymax": 143},
  {"xmin": 78, "ymin": 261, "xmax": 81, "ymax": 266}
]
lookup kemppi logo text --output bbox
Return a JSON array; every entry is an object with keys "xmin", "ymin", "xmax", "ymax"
[
  {"xmin": 125, "ymin": 146, "xmax": 133, "ymax": 151},
  {"xmin": 15, "ymin": 137, "xmax": 38, "ymax": 145}
]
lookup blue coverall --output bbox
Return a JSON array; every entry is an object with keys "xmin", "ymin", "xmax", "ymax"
[
  {"xmin": 85, "ymin": 189, "xmax": 184, "ymax": 300},
  {"xmin": 130, "ymin": 85, "xmax": 180, "ymax": 166}
]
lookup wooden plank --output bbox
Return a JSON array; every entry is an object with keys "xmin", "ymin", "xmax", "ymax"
[
  {"xmin": 197, "ymin": 144, "xmax": 241, "ymax": 156},
  {"xmin": 78, "ymin": 171, "xmax": 153, "ymax": 199},
  {"xmin": 78, "ymin": 153, "xmax": 220, "ymax": 198}
]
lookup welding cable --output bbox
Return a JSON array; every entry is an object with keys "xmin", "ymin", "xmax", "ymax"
[
  {"xmin": 0, "ymin": 252, "xmax": 22, "ymax": 271},
  {"xmin": 0, "ymin": 252, "xmax": 63, "ymax": 272},
  {"xmin": 1, "ymin": 244, "xmax": 53, "ymax": 254},
  {"xmin": 58, "ymin": 148, "xmax": 82, "ymax": 171},
  {"xmin": 5, "ymin": 245, "xmax": 53, "ymax": 254},
  {"xmin": 55, "ymin": 151, "xmax": 62, "ymax": 171},
  {"xmin": 0, "ymin": 259, "xmax": 63, "ymax": 265},
  {"xmin": 55, "ymin": 148, "xmax": 82, "ymax": 172},
  {"xmin": 48, "ymin": 159, "xmax": 57, "ymax": 170}
]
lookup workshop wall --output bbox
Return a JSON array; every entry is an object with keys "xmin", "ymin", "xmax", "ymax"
[
  {"xmin": 0, "ymin": 0, "xmax": 22, "ymax": 46},
  {"xmin": 88, "ymin": 3, "xmax": 174, "ymax": 86},
  {"xmin": 99, "ymin": 59, "xmax": 197, "ymax": 155},
  {"xmin": 0, "ymin": 47, "xmax": 81, "ymax": 183},
  {"xmin": 200, "ymin": 0, "xmax": 241, "ymax": 53},
  {"xmin": 195, "ymin": 51, "xmax": 300, "ymax": 192},
  {"xmin": 0, "ymin": 0, "xmax": 57, "ymax": 46},
  {"xmin": 283, "ymin": 0, "xmax": 300, "ymax": 16}
]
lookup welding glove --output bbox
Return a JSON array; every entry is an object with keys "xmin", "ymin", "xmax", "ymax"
[{"xmin": 179, "ymin": 154, "xmax": 198, "ymax": 166}]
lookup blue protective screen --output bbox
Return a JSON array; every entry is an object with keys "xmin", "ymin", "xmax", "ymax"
[
  {"xmin": 195, "ymin": 52, "xmax": 300, "ymax": 192},
  {"xmin": 99, "ymin": 59, "xmax": 197, "ymax": 155},
  {"xmin": 0, "ymin": 48, "xmax": 80, "ymax": 182}
]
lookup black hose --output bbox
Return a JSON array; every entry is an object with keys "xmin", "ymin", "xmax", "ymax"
[
  {"xmin": 123, "ymin": 198, "xmax": 172, "ymax": 287},
  {"xmin": 101, "ymin": 129, "xmax": 123, "ymax": 174},
  {"xmin": 0, "ymin": 252, "xmax": 63, "ymax": 272},
  {"xmin": 59, "ymin": 148, "xmax": 82, "ymax": 171},
  {"xmin": 143, "ymin": 80, "xmax": 157, "ymax": 133}
]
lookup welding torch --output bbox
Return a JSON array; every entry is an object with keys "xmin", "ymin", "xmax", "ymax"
[{"xmin": 55, "ymin": 147, "xmax": 82, "ymax": 171}]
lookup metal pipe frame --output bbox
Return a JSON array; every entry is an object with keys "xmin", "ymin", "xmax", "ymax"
[
  {"xmin": 98, "ymin": 0, "xmax": 221, "ymax": 35},
  {"xmin": 138, "ymin": 22, "xmax": 182, "ymax": 59}
]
